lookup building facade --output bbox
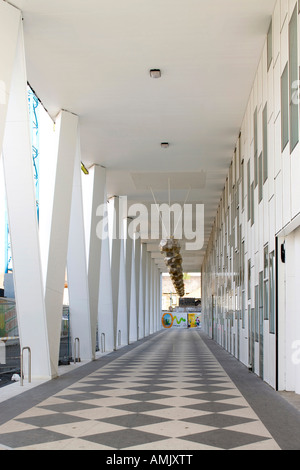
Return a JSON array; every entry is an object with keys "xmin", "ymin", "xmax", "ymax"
[{"xmin": 202, "ymin": 0, "xmax": 300, "ymax": 394}]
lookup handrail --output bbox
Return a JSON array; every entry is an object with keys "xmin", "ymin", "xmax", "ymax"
[
  {"xmin": 20, "ymin": 347, "xmax": 31, "ymax": 386},
  {"xmin": 0, "ymin": 337, "xmax": 19, "ymax": 342},
  {"xmin": 74, "ymin": 337, "xmax": 81, "ymax": 364}
]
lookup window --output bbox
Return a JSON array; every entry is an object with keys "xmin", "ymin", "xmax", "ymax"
[
  {"xmin": 258, "ymin": 152, "xmax": 263, "ymax": 203},
  {"xmin": 248, "ymin": 259, "xmax": 251, "ymax": 300},
  {"xmin": 269, "ymin": 251, "xmax": 276, "ymax": 334},
  {"xmin": 264, "ymin": 245, "xmax": 269, "ymax": 320},
  {"xmin": 254, "ymin": 108, "xmax": 258, "ymax": 187},
  {"xmin": 289, "ymin": 5, "xmax": 299, "ymax": 152},
  {"xmin": 255, "ymin": 285, "xmax": 259, "ymax": 342},
  {"xmin": 251, "ymin": 182, "xmax": 254, "ymax": 226},
  {"xmin": 263, "ymin": 103, "xmax": 268, "ymax": 182},
  {"xmin": 267, "ymin": 21, "xmax": 273, "ymax": 71},
  {"xmin": 247, "ymin": 160, "xmax": 251, "ymax": 222},
  {"xmin": 259, "ymin": 271, "xmax": 264, "ymax": 335},
  {"xmin": 281, "ymin": 63, "xmax": 289, "ymax": 151}
]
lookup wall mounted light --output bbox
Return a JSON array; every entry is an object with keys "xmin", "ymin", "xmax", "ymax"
[{"xmin": 81, "ymin": 162, "xmax": 89, "ymax": 175}]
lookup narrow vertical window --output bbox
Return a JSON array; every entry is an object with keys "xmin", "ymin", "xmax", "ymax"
[
  {"xmin": 247, "ymin": 160, "xmax": 251, "ymax": 222},
  {"xmin": 264, "ymin": 245, "xmax": 269, "ymax": 320},
  {"xmin": 267, "ymin": 21, "xmax": 273, "ymax": 71},
  {"xmin": 263, "ymin": 103, "xmax": 268, "ymax": 182},
  {"xmin": 281, "ymin": 63, "xmax": 289, "ymax": 151},
  {"xmin": 251, "ymin": 182, "xmax": 254, "ymax": 226},
  {"xmin": 289, "ymin": 5, "xmax": 299, "ymax": 152},
  {"xmin": 269, "ymin": 251, "xmax": 275, "ymax": 334},
  {"xmin": 254, "ymin": 108, "xmax": 258, "ymax": 187},
  {"xmin": 259, "ymin": 152, "xmax": 263, "ymax": 203}
]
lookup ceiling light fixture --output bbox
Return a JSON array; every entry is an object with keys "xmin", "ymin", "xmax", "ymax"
[
  {"xmin": 161, "ymin": 142, "xmax": 169, "ymax": 149},
  {"xmin": 150, "ymin": 69, "xmax": 161, "ymax": 78}
]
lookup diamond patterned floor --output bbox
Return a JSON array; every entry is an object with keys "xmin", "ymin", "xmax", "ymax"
[{"xmin": 0, "ymin": 330, "xmax": 282, "ymax": 450}]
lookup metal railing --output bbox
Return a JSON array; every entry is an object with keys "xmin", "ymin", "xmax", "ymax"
[
  {"xmin": 20, "ymin": 347, "xmax": 31, "ymax": 386},
  {"xmin": 74, "ymin": 337, "xmax": 81, "ymax": 364}
]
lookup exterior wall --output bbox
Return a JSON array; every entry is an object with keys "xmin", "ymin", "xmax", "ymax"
[{"xmin": 202, "ymin": 0, "xmax": 300, "ymax": 391}]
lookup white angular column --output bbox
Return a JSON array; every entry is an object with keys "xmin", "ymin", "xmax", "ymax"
[
  {"xmin": 127, "ymin": 231, "xmax": 137, "ymax": 343},
  {"xmin": 98, "ymin": 194, "xmax": 114, "ymax": 353},
  {"xmin": 84, "ymin": 165, "xmax": 106, "ymax": 358},
  {"xmin": 138, "ymin": 243, "xmax": 146, "ymax": 339},
  {"xmin": 134, "ymin": 235, "xmax": 141, "ymax": 338},
  {"xmin": 67, "ymin": 135, "xmax": 92, "ymax": 361},
  {"xmin": 144, "ymin": 250, "xmax": 151, "ymax": 337},
  {"xmin": 2, "ymin": 16, "xmax": 51, "ymax": 379},
  {"xmin": 44, "ymin": 110, "xmax": 78, "ymax": 377},
  {"xmin": 111, "ymin": 197, "xmax": 128, "ymax": 349},
  {"xmin": 0, "ymin": 1, "xmax": 20, "ymax": 150}
]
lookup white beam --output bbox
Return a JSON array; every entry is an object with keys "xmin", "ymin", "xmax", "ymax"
[
  {"xmin": 44, "ymin": 110, "xmax": 78, "ymax": 377},
  {"xmin": 2, "ymin": 18, "xmax": 51, "ymax": 379},
  {"xmin": 67, "ymin": 133, "xmax": 92, "ymax": 361}
]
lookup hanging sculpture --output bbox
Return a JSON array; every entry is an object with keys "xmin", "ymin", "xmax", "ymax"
[{"xmin": 160, "ymin": 238, "xmax": 185, "ymax": 298}]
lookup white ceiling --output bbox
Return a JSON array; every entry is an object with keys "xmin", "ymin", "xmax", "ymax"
[{"xmin": 9, "ymin": 0, "xmax": 276, "ymax": 272}]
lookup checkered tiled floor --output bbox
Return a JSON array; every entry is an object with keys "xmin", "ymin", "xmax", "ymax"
[{"xmin": 0, "ymin": 330, "xmax": 281, "ymax": 450}]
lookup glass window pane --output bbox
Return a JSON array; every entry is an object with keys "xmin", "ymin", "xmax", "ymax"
[
  {"xmin": 259, "ymin": 152, "xmax": 263, "ymax": 203},
  {"xmin": 289, "ymin": 5, "xmax": 299, "ymax": 152},
  {"xmin": 281, "ymin": 63, "xmax": 289, "ymax": 151},
  {"xmin": 267, "ymin": 21, "xmax": 273, "ymax": 71},
  {"xmin": 269, "ymin": 251, "xmax": 275, "ymax": 334},
  {"xmin": 263, "ymin": 104, "xmax": 268, "ymax": 182}
]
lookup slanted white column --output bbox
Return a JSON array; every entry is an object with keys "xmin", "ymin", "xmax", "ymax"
[
  {"xmin": 111, "ymin": 197, "xmax": 128, "ymax": 349},
  {"xmin": 127, "ymin": 230, "xmax": 137, "ymax": 343},
  {"xmin": 150, "ymin": 258, "xmax": 155, "ymax": 334},
  {"xmin": 84, "ymin": 165, "xmax": 106, "ymax": 358},
  {"xmin": 134, "ymin": 235, "xmax": 141, "ymax": 340},
  {"xmin": 98, "ymin": 193, "xmax": 114, "ymax": 353},
  {"xmin": 44, "ymin": 110, "xmax": 78, "ymax": 377},
  {"xmin": 138, "ymin": 243, "xmax": 146, "ymax": 339},
  {"xmin": 144, "ymin": 250, "xmax": 151, "ymax": 337},
  {"xmin": 2, "ymin": 17, "xmax": 51, "ymax": 379},
  {"xmin": 0, "ymin": 1, "xmax": 20, "ymax": 150},
  {"xmin": 67, "ymin": 135, "xmax": 92, "ymax": 361}
]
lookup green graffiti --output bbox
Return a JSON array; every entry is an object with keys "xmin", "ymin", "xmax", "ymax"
[{"xmin": 173, "ymin": 316, "xmax": 186, "ymax": 325}]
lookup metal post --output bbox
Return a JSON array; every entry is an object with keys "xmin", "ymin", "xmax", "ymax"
[
  {"xmin": 20, "ymin": 347, "xmax": 31, "ymax": 386},
  {"xmin": 74, "ymin": 337, "xmax": 80, "ymax": 364},
  {"xmin": 101, "ymin": 333, "xmax": 105, "ymax": 353},
  {"xmin": 118, "ymin": 330, "xmax": 121, "ymax": 347}
]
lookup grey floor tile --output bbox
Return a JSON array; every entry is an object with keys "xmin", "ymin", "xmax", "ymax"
[{"xmin": 82, "ymin": 428, "xmax": 167, "ymax": 449}]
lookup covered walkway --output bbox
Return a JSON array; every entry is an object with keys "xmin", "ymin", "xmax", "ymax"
[{"xmin": 0, "ymin": 329, "xmax": 299, "ymax": 451}]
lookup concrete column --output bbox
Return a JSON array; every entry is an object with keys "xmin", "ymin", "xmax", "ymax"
[
  {"xmin": 98, "ymin": 194, "xmax": 114, "ymax": 353},
  {"xmin": 149, "ymin": 257, "xmax": 154, "ymax": 335},
  {"xmin": 111, "ymin": 197, "xmax": 128, "ymax": 348},
  {"xmin": 2, "ymin": 17, "xmax": 51, "ymax": 379},
  {"xmin": 127, "ymin": 231, "xmax": 137, "ymax": 343},
  {"xmin": 44, "ymin": 110, "xmax": 79, "ymax": 377},
  {"xmin": 138, "ymin": 243, "xmax": 146, "ymax": 339},
  {"xmin": 67, "ymin": 134, "xmax": 92, "ymax": 361},
  {"xmin": 144, "ymin": 250, "xmax": 151, "ymax": 337},
  {"xmin": 84, "ymin": 165, "xmax": 106, "ymax": 358},
  {"xmin": 0, "ymin": 1, "xmax": 20, "ymax": 150},
  {"xmin": 134, "ymin": 235, "xmax": 141, "ymax": 338}
]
